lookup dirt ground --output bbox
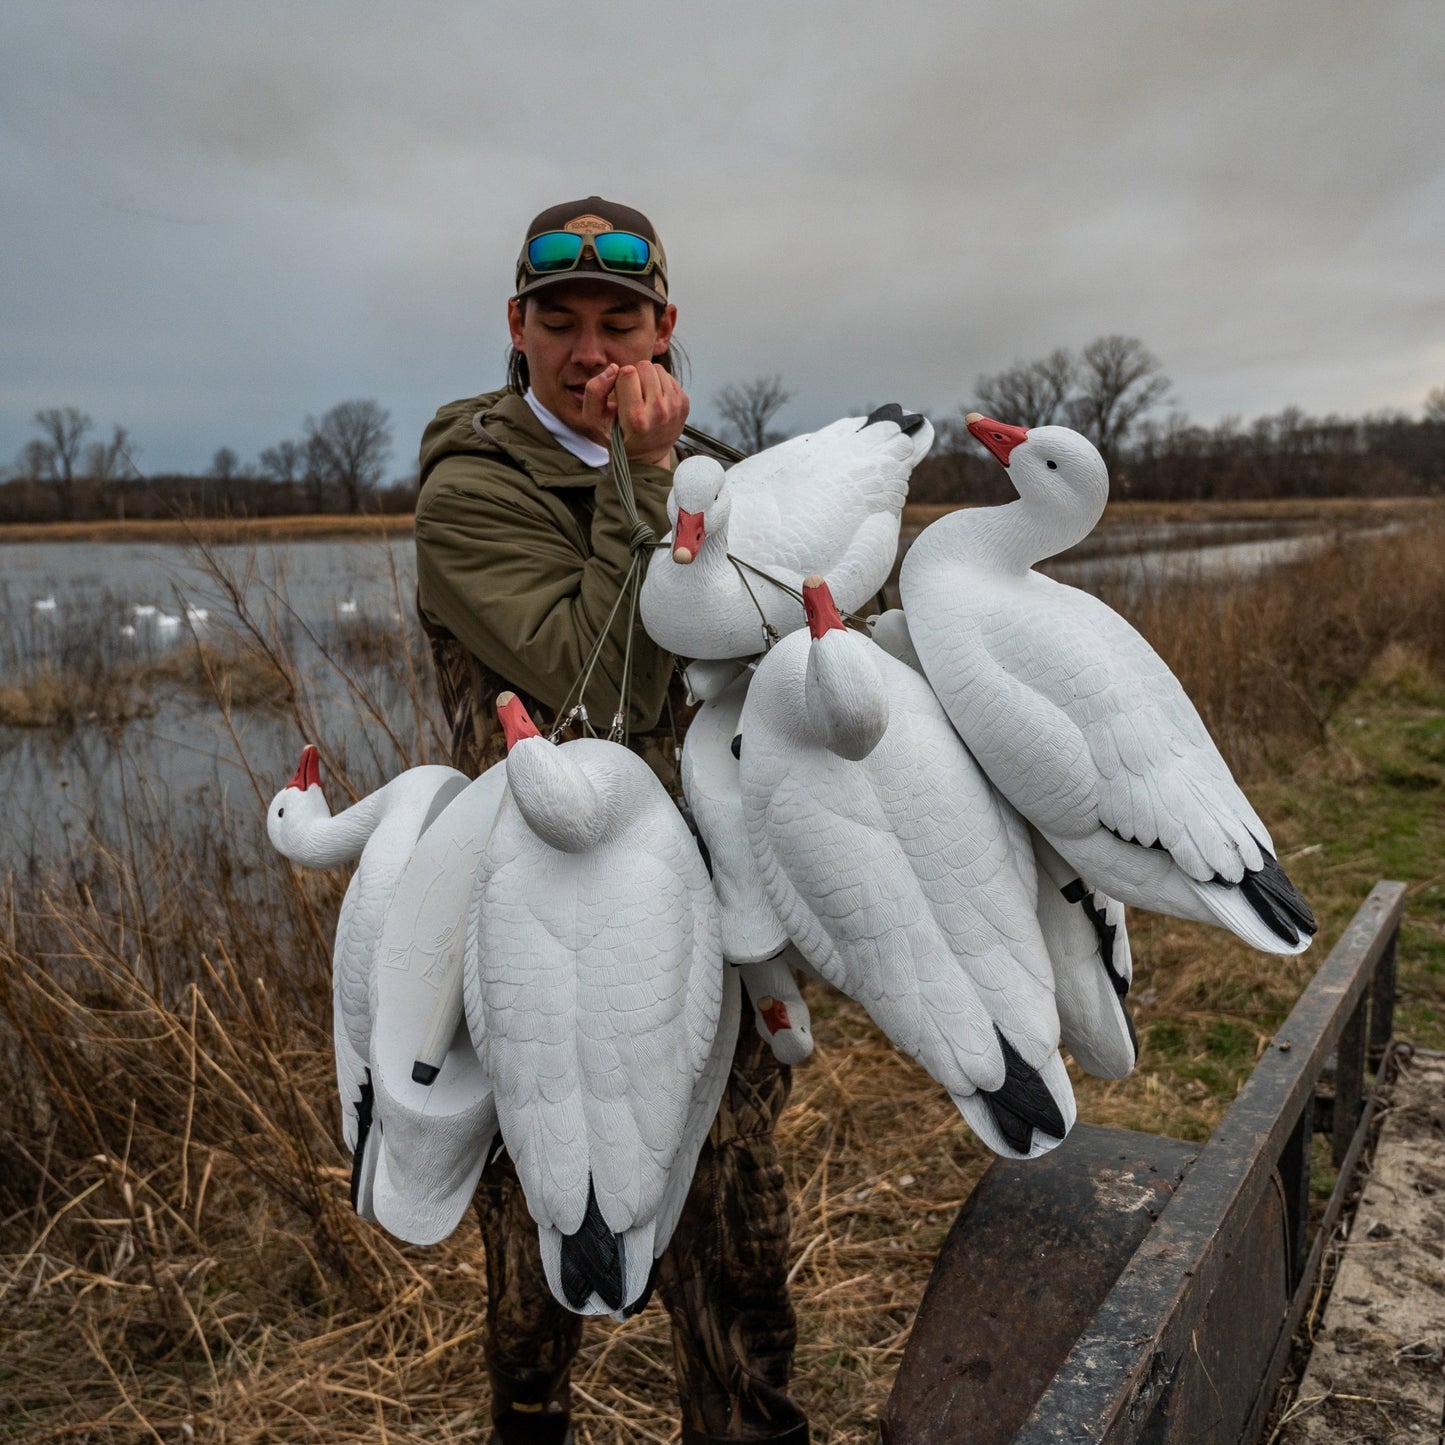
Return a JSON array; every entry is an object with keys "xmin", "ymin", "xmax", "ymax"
[{"xmin": 1274, "ymin": 1051, "xmax": 1445, "ymax": 1444}]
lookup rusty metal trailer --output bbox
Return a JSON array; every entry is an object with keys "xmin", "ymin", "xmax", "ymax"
[{"xmin": 882, "ymin": 880, "xmax": 1406, "ymax": 1444}]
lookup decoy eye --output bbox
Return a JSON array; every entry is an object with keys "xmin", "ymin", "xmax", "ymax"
[
  {"xmin": 1046, "ymin": 460, "xmax": 1058, "ymax": 470},
  {"xmin": 277, "ymin": 807, "xmax": 285, "ymax": 817}
]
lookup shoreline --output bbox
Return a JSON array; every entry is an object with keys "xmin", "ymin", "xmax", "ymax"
[{"xmin": 1, "ymin": 496, "xmax": 1438, "ymax": 545}]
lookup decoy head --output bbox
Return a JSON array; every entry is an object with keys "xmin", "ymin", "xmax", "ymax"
[
  {"xmin": 496, "ymin": 693, "xmax": 611, "ymax": 853},
  {"xmin": 802, "ymin": 575, "xmax": 888, "ymax": 761},
  {"xmin": 266, "ymin": 744, "xmax": 330, "ymax": 856},
  {"xmin": 967, "ymin": 413, "xmax": 1109, "ymax": 517},
  {"xmin": 668, "ymin": 456, "xmax": 729, "ymax": 564}
]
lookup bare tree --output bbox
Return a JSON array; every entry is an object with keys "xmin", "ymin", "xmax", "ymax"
[
  {"xmin": 259, "ymin": 438, "xmax": 304, "ymax": 484},
  {"xmin": 1424, "ymin": 386, "xmax": 1445, "ymax": 424},
  {"xmin": 304, "ymin": 400, "xmax": 393, "ymax": 513},
  {"xmin": 31, "ymin": 407, "xmax": 94, "ymax": 520},
  {"xmin": 85, "ymin": 425, "xmax": 134, "ymax": 485},
  {"xmin": 713, "ymin": 375, "xmax": 793, "ymax": 454},
  {"xmin": 1067, "ymin": 335, "xmax": 1171, "ymax": 467},
  {"xmin": 971, "ymin": 348, "xmax": 1077, "ymax": 427}
]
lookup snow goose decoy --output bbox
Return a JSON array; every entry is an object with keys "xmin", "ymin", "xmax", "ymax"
[
  {"xmin": 640, "ymin": 406, "xmax": 934, "ymax": 662},
  {"xmin": 864, "ymin": 605, "xmax": 1137, "ymax": 1077},
  {"xmin": 740, "ymin": 576, "xmax": 1078, "ymax": 1159},
  {"xmin": 900, "ymin": 415, "xmax": 1317, "ymax": 956},
  {"xmin": 468, "ymin": 694, "xmax": 736, "ymax": 1317},
  {"xmin": 679, "ymin": 666, "xmax": 814, "ymax": 1064},
  {"xmin": 367, "ymin": 759, "xmax": 511, "ymax": 1245},
  {"xmin": 266, "ymin": 746, "xmax": 470, "ymax": 1216}
]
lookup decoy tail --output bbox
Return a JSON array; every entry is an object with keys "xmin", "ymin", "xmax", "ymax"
[
  {"xmin": 1237, "ymin": 843, "xmax": 1317, "ymax": 948},
  {"xmin": 560, "ymin": 1179, "xmax": 627, "ymax": 1313},
  {"xmin": 863, "ymin": 402, "xmax": 927, "ymax": 436},
  {"xmin": 980, "ymin": 1031, "xmax": 1069, "ymax": 1155}
]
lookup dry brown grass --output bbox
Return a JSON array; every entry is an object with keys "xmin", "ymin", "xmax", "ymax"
[{"xmin": 4, "ymin": 514, "xmax": 1444, "ymax": 1441}]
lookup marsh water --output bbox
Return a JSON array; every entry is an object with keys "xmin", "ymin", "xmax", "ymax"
[{"xmin": 0, "ymin": 519, "xmax": 1374, "ymax": 867}]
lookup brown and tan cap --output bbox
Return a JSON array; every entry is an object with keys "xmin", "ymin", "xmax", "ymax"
[{"xmin": 514, "ymin": 195, "xmax": 669, "ymax": 306}]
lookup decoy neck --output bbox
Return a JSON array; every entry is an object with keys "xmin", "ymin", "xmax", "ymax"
[
  {"xmin": 498, "ymin": 693, "xmax": 613, "ymax": 854},
  {"xmin": 267, "ymin": 745, "xmax": 385, "ymax": 866},
  {"xmin": 801, "ymin": 576, "xmax": 888, "ymax": 762},
  {"xmin": 953, "ymin": 415, "xmax": 1111, "ymax": 571}
]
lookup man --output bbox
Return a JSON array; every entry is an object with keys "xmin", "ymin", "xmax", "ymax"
[{"xmin": 414, "ymin": 198, "xmax": 808, "ymax": 1445}]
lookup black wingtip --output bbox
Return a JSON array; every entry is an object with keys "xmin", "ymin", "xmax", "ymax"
[
  {"xmin": 619, "ymin": 1253, "xmax": 664, "ymax": 1320},
  {"xmin": 560, "ymin": 1178, "xmax": 626, "ymax": 1312},
  {"xmin": 863, "ymin": 402, "xmax": 927, "ymax": 436},
  {"xmin": 349, "ymin": 1069, "xmax": 376, "ymax": 1212},
  {"xmin": 982, "ymin": 1031, "xmax": 1068, "ymax": 1154},
  {"xmin": 411, "ymin": 1060, "xmax": 440, "ymax": 1086},
  {"xmin": 1238, "ymin": 841, "xmax": 1317, "ymax": 947}
]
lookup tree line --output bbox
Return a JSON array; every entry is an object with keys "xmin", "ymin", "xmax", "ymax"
[
  {"xmin": 1, "ymin": 400, "xmax": 408, "ymax": 525},
  {"xmin": 6, "ymin": 343, "xmax": 1444, "ymax": 524}
]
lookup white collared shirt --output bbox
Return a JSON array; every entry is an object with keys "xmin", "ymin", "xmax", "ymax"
[{"xmin": 524, "ymin": 388, "xmax": 610, "ymax": 469}]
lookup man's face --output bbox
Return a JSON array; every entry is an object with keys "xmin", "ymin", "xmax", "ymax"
[{"xmin": 508, "ymin": 279, "xmax": 677, "ymax": 441}]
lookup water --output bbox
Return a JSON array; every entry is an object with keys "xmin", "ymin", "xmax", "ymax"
[{"xmin": 1, "ymin": 536, "xmax": 432, "ymax": 868}]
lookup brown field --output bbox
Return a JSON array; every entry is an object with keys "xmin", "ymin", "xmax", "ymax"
[
  {"xmin": 3, "ymin": 515, "xmax": 1444, "ymax": 1441},
  {"xmin": 2, "ymin": 494, "xmax": 1438, "ymax": 545},
  {"xmin": 901, "ymin": 493, "xmax": 1443, "ymax": 531}
]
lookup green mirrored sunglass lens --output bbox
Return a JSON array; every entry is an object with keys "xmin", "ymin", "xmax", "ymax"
[
  {"xmin": 592, "ymin": 232, "xmax": 652, "ymax": 272},
  {"xmin": 527, "ymin": 233, "xmax": 584, "ymax": 272}
]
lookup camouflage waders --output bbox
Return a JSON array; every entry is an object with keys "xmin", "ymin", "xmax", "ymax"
[{"xmin": 423, "ymin": 623, "xmax": 808, "ymax": 1445}]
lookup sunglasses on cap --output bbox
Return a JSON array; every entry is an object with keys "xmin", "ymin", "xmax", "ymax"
[{"xmin": 521, "ymin": 229, "xmax": 665, "ymax": 280}]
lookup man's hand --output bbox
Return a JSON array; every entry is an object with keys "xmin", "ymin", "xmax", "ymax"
[{"xmin": 582, "ymin": 362, "xmax": 689, "ymax": 469}]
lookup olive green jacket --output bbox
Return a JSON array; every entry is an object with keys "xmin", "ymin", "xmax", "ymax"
[{"xmin": 415, "ymin": 389, "xmax": 677, "ymax": 742}]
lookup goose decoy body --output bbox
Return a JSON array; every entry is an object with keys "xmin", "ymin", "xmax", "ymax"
[
  {"xmin": 679, "ymin": 666, "xmax": 814, "ymax": 1064},
  {"xmin": 266, "ymin": 746, "xmax": 470, "ymax": 1215},
  {"xmin": 368, "ymin": 760, "xmax": 511, "ymax": 1246},
  {"xmin": 864, "ymin": 605, "xmax": 1137, "ymax": 1078},
  {"xmin": 640, "ymin": 407, "xmax": 934, "ymax": 661},
  {"xmin": 466, "ymin": 694, "xmax": 735, "ymax": 1318},
  {"xmin": 900, "ymin": 415, "xmax": 1316, "ymax": 956},
  {"xmin": 740, "ymin": 576, "xmax": 1078, "ymax": 1159}
]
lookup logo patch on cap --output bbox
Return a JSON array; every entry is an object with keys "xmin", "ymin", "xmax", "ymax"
[{"xmin": 563, "ymin": 214, "xmax": 614, "ymax": 235}]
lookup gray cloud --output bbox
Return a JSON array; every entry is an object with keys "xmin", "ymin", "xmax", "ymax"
[{"xmin": 3, "ymin": 0, "xmax": 1443, "ymax": 474}]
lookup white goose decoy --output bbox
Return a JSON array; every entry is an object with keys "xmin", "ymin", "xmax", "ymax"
[
  {"xmin": 740, "ymin": 576, "xmax": 1079, "ymax": 1159},
  {"xmin": 679, "ymin": 667, "xmax": 814, "ymax": 1064},
  {"xmin": 900, "ymin": 415, "xmax": 1317, "ymax": 956},
  {"xmin": 866, "ymin": 605, "xmax": 1137, "ymax": 1079},
  {"xmin": 368, "ymin": 759, "xmax": 511, "ymax": 1246},
  {"xmin": 266, "ymin": 746, "xmax": 470, "ymax": 1215},
  {"xmin": 467, "ymin": 694, "xmax": 736, "ymax": 1318},
  {"xmin": 640, "ymin": 406, "xmax": 934, "ymax": 662}
]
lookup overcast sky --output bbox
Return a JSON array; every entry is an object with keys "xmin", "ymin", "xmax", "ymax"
[{"xmin": 3, "ymin": 0, "xmax": 1443, "ymax": 477}]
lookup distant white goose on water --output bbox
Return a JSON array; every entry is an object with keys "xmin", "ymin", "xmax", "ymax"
[
  {"xmin": 466, "ymin": 694, "xmax": 736, "ymax": 1318},
  {"xmin": 132, "ymin": 603, "xmax": 157, "ymax": 619},
  {"xmin": 266, "ymin": 746, "xmax": 470, "ymax": 1216},
  {"xmin": 33, "ymin": 596, "xmax": 56, "ymax": 612},
  {"xmin": 740, "ymin": 576, "xmax": 1085, "ymax": 1160},
  {"xmin": 640, "ymin": 406, "xmax": 934, "ymax": 663},
  {"xmin": 900, "ymin": 415, "xmax": 1317, "ymax": 957}
]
